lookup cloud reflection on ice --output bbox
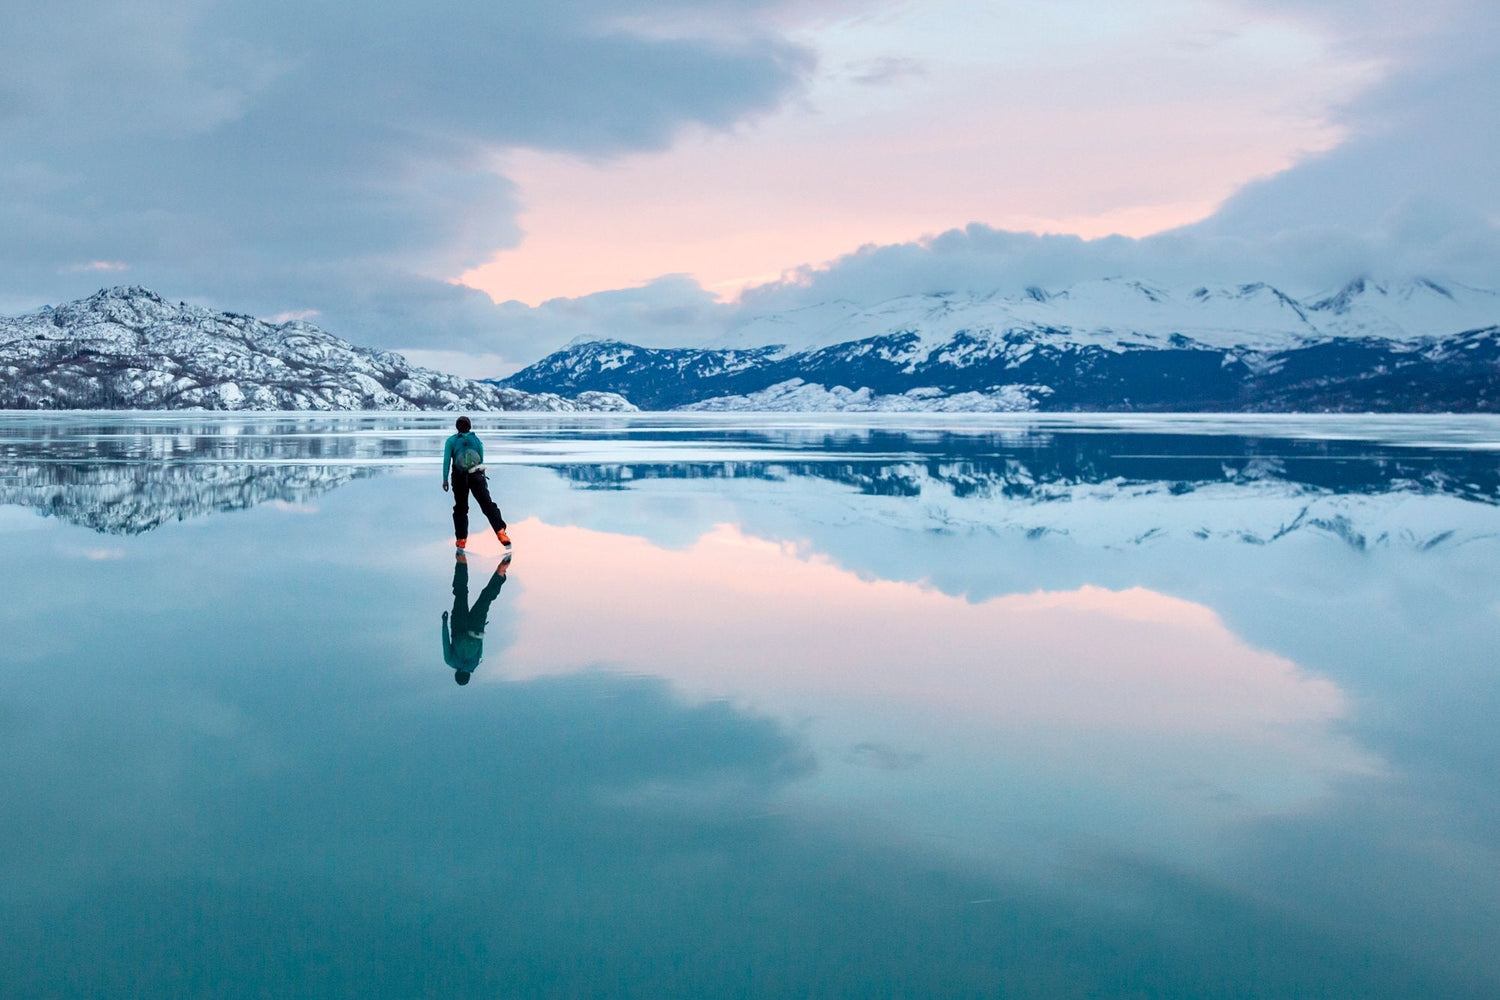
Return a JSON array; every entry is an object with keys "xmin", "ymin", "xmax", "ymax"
[{"xmin": 500, "ymin": 518, "xmax": 1383, "ymax": 862}]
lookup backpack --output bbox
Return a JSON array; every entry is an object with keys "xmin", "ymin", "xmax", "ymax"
[{"xmin": 454, "ymin": 433, "xmax": 483, "ymax": 471}]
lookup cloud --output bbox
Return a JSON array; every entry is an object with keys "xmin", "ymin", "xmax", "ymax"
[
  {"xmin": 486, "ymin": 276, "xmax": 733, "ymax": 357},
  {"xmin": 736, "ymin": 205, "xmax": 1500, "ymax": 314},
  {"xmin": 0, "ymin": 0, "xmax": 815, "ymax": 360},
  {"xmin": 263, "ymin": 309, "xmax": 320, "ymax": 324},
  {"xmin": 845, "ymin": 55, "xmax": 927, "ymax": 86},
  {"xmin": 1197, "ymin": 0, "xmax": 1500, "ymax": 237},
  {"xmin": 61, "ymin": 261, "xmax": 131, "ymax": 274}
]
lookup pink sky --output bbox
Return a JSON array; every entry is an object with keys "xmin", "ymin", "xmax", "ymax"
[{"xmin": 459, "ymin": 1, "xmax": 1379, "ymax": 305}]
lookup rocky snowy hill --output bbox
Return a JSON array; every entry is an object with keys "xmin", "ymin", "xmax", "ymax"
[
  {"xmin": 499, "ymin": 278, "xmax": 1500, "ymax": 411},
  {"xmin": 0, "ymin": 287, "xmax": 634, "ymax": 412}
]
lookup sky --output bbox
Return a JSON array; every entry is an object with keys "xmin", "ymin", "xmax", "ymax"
[{"xmin": 1, "ymin": 0, "xmax": 1495, "ymax": 376}]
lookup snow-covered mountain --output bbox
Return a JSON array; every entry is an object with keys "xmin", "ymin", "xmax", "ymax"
[
  {"xmin": 499, "ymin": 278, "xmax": 1500, "ymax": 411},
  {"xmin": 0, "ymin": 287, "xmax": 634, "ymax": 412}
]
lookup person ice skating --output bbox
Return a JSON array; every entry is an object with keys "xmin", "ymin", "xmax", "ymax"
[
  {"xmin": 442, "ymin": 415, "xmax": 510, "ymax": 549},
  {"xmin": 442, "ymin": 550, "xmax": 509, "ymax": 685}
]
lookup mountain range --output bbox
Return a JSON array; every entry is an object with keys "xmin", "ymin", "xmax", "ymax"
[
  {"xmin": 498, "ymin": 277, "xmax": 1500, "ymax": 411},
  {"xmin": 5, "ymin": 280, "xmax": 1498, "ymax": 413},
  {"xmin": 0, "ymin": 287, "xmax": 633, "ymax": 412}
]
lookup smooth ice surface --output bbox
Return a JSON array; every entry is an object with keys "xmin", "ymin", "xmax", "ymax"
[{"xmin": 2, "ymin": 412, "xmax": 1499, "ymax": 998}]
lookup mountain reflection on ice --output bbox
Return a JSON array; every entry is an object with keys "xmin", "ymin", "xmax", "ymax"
[{"xmin": 0, "ymin": 413, "xmax": 411, "ymax": 533}]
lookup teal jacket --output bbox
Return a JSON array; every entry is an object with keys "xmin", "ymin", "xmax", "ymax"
[
  {"xmin": 442, "ymin": 613, "xmax": 486, "ymax": 673},
  {"xmin": 442, "ymin": 431, "xmax": 485, "ymax": 480}
]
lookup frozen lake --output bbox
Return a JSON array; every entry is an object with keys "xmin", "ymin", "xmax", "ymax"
[{"xmin": 2, "ymin": 412, "xmax": 1498, "ymax": 998}]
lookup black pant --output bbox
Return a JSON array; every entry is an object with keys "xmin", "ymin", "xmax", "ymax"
[
  {"xmin": 452, "ymin": 468, "xmax": 506, "ymax": 540},
  {"xmin": 451, "ymin": 559, "xmax": 506, "ymax": 633}
]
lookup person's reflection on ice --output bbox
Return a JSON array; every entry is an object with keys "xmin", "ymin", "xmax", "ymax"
[{"xmin": 442, "ymin": 549, "xmax": 509, "ymax": 685}]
